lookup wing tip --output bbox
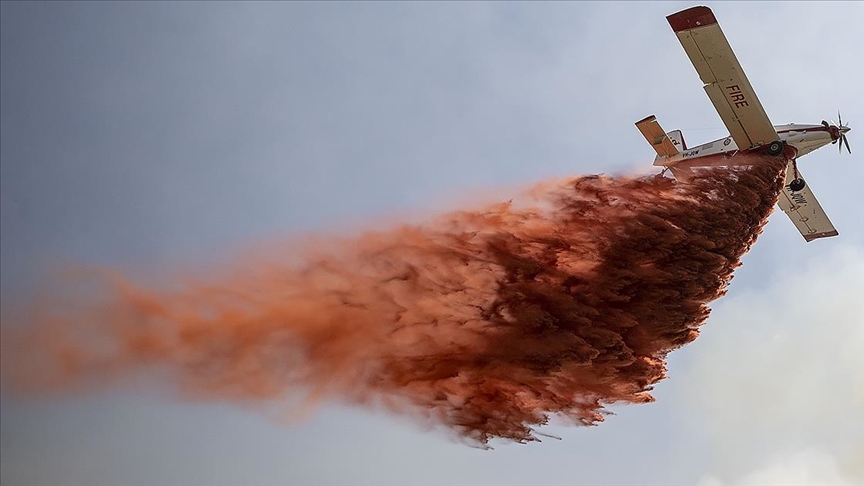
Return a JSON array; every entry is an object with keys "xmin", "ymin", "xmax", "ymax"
[
  {"xmin": 804, "ymin": 230, "xmax": 839, "ymax": 242},
  {"xmin": 667, "ymin": 6, "xmax": 717, "ymax": 33}
]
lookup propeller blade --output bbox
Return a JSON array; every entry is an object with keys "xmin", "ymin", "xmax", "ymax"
[
  {"xmin": 838, "ymin": 111, "xmax": 842, "ymax": 127},
  {"xmin": 843, "ymin": 134, "xmax": 851, "ymax": 154}
]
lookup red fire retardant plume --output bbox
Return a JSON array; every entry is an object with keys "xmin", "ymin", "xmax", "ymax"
[{"xmin": 1, "ymin": 154, "xmax": 787, "ymax": 447}]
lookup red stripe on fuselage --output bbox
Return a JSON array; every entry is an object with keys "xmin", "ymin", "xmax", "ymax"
[
  {"xmin": 776, "ymin": 126, "xmax": 828, "ymax": 135},
  {"xmin": 776, "ymin": 124, "xmax": 839, "ymax": 141}
]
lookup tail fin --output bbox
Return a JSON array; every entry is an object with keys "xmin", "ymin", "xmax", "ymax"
[
  {"xmin": 635, "ymin": 115, "xmax": 680, "ymax": 158},
  {"xmin": 665, "ymin": 129, "xmax": 686, "ymax": 150}
]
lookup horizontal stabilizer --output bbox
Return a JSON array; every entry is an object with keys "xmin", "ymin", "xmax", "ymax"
[{"xmin": 636, "ymin": 115, "xmax": 680, "ymax": 158}]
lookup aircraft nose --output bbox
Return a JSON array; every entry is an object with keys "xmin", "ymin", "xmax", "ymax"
[{"xmin": 841, "ymin": 126, "xmax": 851, "ymax": 134}]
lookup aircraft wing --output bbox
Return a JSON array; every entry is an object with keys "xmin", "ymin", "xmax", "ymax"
[
  {"xmin": 667, "ymin": 6, "xmax": 778, "ymax": 150},
  {"xmin": 776, "ymin": 161, "xmax": 838, "ymax": 242}
]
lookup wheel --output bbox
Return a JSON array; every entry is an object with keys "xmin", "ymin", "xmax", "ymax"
[
  {"xmin": 789, "ymin": 178, "xmax": 806, "ymax": 192},
  {"xmin": 767, "ymin": 141, "xmax": 784, "ymax": 156}
]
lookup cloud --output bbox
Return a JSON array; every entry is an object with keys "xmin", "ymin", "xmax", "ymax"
[
  {"xmin": 698, "ymin": 448, "xmax": 858, "ymax": 486},
  {"xmin": 673, "ymin": 244, "xmax": 864, "ymax": 485}
]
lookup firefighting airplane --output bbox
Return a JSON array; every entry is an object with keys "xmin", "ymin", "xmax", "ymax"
[{"xmin": 636, "ymin": 6, "xmax": 851, "ymax": 242}]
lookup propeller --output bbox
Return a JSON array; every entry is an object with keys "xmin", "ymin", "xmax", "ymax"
[{"xmin": 833, "ymin": 111, "xmax": 851, "ymax": 154}]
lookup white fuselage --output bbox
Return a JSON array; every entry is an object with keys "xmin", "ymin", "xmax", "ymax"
[{"xmin": 656, "ymin": 123, "xmax": 839, "ymax": 169}]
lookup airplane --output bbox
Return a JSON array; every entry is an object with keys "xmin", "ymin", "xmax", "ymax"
[{"xmin": 636, "ymin": 5, "xmax": 851, "ymax": 242}]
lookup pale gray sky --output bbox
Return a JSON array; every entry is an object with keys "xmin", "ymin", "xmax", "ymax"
[{"xmin": 1, "ymin": 2, "xmax": 862, "ymax": 485}]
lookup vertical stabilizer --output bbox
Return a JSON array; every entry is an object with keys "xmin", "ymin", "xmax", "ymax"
[{"xmin": 666, "ymin": 130, "xmax": 686, "ymax": 150}]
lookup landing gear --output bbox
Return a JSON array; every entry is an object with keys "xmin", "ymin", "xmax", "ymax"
[
  {"xmin": 788, "ymin": 158, "xmax": 805, "ymax": 192},
  {"xmin": 767, "ymin": 141, "xmax": 784, "ymax": 156}
]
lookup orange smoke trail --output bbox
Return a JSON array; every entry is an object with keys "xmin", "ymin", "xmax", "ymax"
[{"xmin": 1, "ymin": 155, "xmax": 787, "ymax": 446}]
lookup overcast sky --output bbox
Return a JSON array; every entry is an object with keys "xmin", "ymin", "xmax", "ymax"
[{"xmin": 1, "ymin": 2, "xmax": 863, "ymax": 485}]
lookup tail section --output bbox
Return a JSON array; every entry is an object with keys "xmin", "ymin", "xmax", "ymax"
[
  {"xmin": 636, "ymin": 115, "xmax": 680, "ymax": 158},
  {"xmin": 665, "ymin": 129, "xmax": 686, "ymax": 150}
]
